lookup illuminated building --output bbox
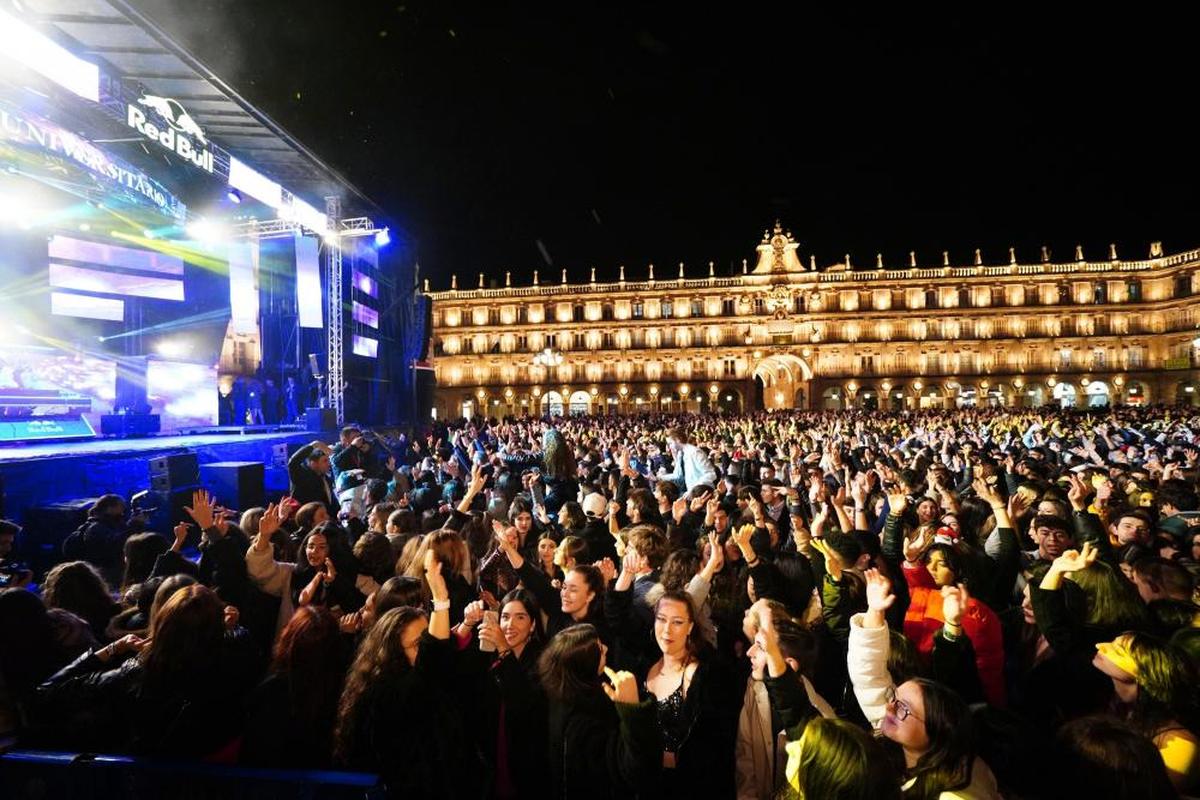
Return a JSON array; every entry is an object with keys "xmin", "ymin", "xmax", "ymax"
[{"xmin": 426, "ymin": 222, "xmax": 1200, "ymax": 416}]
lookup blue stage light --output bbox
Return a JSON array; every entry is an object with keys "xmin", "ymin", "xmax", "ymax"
[
  {"xmin": 374, "ymin": 227, "xmax": 390, "ymax": 248},
  {"xmin": 227, "ymin": 188, "xmax": 242, "ymax": 204}
]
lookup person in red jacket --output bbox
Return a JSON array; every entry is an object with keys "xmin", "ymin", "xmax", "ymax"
[{"xmin": 901, "ymin": 535, "xmax": 1007, "ymax": 707}]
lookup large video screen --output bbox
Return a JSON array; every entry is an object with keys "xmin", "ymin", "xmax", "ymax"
[
  {"xmin": 146, "ymin": 359, "xmax": 218, "ymax": 430},
  {"xmin": 0, "ymin": 343, "xmax": 115, "ymax": 431}
]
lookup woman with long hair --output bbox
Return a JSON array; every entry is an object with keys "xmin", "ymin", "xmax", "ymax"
[
  {"xmin": 334, "ymin": 553, "xmax": 480, "ymax": 797},
  {"xmin": 1092, "ymin": 631, "xmax": 1200, "ymax": 792},
  {"xmin": 120, "ymin": 532, "xmax": 168, "ymax": 593},
  {"xmin": 538, "ymin": 624, "xmax": 661, "ymax": 799},
  {"xmin": 404, "ymin": 528, "xmax": 475, "ymax": 624},
  {"xmin": 241, "ymin": 606, "xmax": 350, "ymax": 768},
  {"xmin": 540, "ymin": 428, "xmax": 579, "ymax": 517},
  {"xmin": 847, "ymin": 569, "xmax": 1001, "ymax": 799},
  {"xmin": 42, "ymin": 560, "xmax": 120, "ymax": 642},
  {"xmin": 640, "ymin": 589, "xmax": 739, "ymax": 798},
  {"xmin": 495, "ymin": 527, "xmax": 609, "ymax": 641},
  {"xmin": 462, "ymin": 588, "xmax": 550, "ymax": 799},
  {"xmin": 37, "ymin": 584, "xmax": 255, "ymax": 757}
]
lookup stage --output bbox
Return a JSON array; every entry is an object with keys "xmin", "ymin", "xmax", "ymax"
[{"xmin": 0, "ymin": 428, "xmax": 322, "ymax": 523}]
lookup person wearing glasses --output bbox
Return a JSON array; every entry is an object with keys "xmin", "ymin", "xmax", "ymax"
[{"xmin": 848, "ymin": 568, "xmax": 1001, "ymax": 799}]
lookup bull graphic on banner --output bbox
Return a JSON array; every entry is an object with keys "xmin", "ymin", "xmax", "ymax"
[{"xmin": 126, "ymin": 94, "xmax": 214, "ymax": 172}]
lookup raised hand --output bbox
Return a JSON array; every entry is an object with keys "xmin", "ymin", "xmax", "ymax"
[
  {"xmin": 1052, "ymin": 540, "xmax": 1098, "ymax": 574},
  {"xmin": 183, "ymin": 489, "xmax": 215, "ymax": 530},
  {"xmin": 602, "ymin": 666, "xmax": 639, "ymax": 705},
  {"xmin": 885, "ymin": 486, "xmax": 908, "ymax": 515},
  {"xmin": 462, "ymin": 599, "xmax": 486, "ymax": 628},
  {"xmin": 972, "ymin": 476, "xmax": 1002, "ymax": 508},
  {"xmin": 672, "ymin": 496, "xmax": 688, "ymax": 525},
  {"xmin": 1065, "ymin": 474, "xmax": 1089, "ymax": 512},
  {"xmin": 321, "ymin": 558, "xmax": 337, "ymax": 585},
  {"xmin": 732, "ymin": 522, "xmax": 755, "ymax": 553},
  {"xmin": 596, "ymin": 557, "xmax": 617, "ymax": 583},
  {"xmin": 259, "ymin": 502, "xmax": 283, "ymax": 540},
  {"xmin": 863, "ymin": 568, "xmax": 895, "ymax": 617},
  {"xmin": 689, "ymin": 490, "xmax": 712, "ymax": 513},
  {"xmin": 941, "ymin": 583, "xmax": 970, "ymax": 627},
  {"xmin": 810, "ymin": 537, "xmax": 842, "ymax": 581},
  {"xmin": 1006, "ymin": 491, "xmax": 1030, "ymax": 520},
  {"xmin": 172, "ymin": 521, "xmax": 189, "ymax": 552},
  {"xmin": 703, "ymin": 532, "xmax": 725, "ymax": 575},
  {"xmin": 903, "ymin": 528, "xmax": 931, "ymax": 564}
]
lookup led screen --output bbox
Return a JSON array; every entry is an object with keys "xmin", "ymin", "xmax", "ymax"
[
  {"xmin": 295, "ymin": 233, "xmax": 323, "ymax": 328},
  {"xmin": 352, "ymin": 269, "xmax": 377, "ymax": 298},
  {"xmin": 49, "ymin": 235, "xmax": 184, "ymax": 275},
  {"xmin": 0, "ymin": 344, "xmax": 115, "ymax": 428},
  {"xmin": 50, "ymin": 291, "xmax": 124, "ymax": 321},
  {"xmin": 352, "ymin": 335, "xmax": 378, "ymax": 358},
  {"xmin": 352, "ymin": 300, "xmax": 379, "ymax": 329},
  {"xmin": 49, "ymin": 263, "xmax": 186, "ymax": 300},
  {"xmin": 146, "ymin": 359, "xmax": 218, "ymax": 429}
]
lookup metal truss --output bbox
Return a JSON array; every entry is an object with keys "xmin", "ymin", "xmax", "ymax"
[{"xmin": 325, "ymin": 196, "xmax": 344, "ymax": 426}]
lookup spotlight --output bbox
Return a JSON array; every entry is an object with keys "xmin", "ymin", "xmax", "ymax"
[
  {"xmin": 374, "ymin": 227, "xmax": 391, "ymax": 247},
  {"xmin": 155, "ymin": 339, "xmax": 188, "ymax": 358},
  {"xmin": 227, "ymin": 188, "xmax": 242, "ymax": 204},
  {"xmin": 322, "ymin": 230, "xmax": 340, "ymax": 246}
]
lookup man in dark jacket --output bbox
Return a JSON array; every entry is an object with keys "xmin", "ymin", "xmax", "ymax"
[{"xmin": 288, "ymin": 440, "xmax": 337, "ymax": 516}]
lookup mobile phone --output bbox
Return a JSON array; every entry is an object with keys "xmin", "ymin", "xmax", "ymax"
[{"xmin": 479, "ymin": 610, "xmax": 499, "ymax": 652}]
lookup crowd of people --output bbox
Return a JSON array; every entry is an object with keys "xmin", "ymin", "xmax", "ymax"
[{"xmin": 4, "ymin": 405, "xmax": 1200, "ymax": 798}]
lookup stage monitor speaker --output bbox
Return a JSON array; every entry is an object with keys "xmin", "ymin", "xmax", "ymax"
[
  {"xmin": 271, "ymin": 442, "xmax": 304, "ymax": 468},
  {"xmin": 149, "ymin": 453, "xmax": 200, "ymax": 488},
  {"xmin": 100, "ymin": 414, "xmax": 160, "ymax": 438},
  {"xmin": 146, "ymin": 485, "xmax": 201, "ymax": 544},
  {"xmin": 306, "ymin": 408, "xmax": 337, "ymax": 432},
  {"xmin": 200, "ymin": 462, "xmax": 265, "ymax": 513},
  {"xmin": 23, "ymin": 497, "xmax": 100, "ymax": 575}
]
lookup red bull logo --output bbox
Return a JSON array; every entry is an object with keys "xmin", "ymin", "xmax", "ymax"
[{"xmin": 126, "ymin": 94, "xmax": 214, "ymax": 173}]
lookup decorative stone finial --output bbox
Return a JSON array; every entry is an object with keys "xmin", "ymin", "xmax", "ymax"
[
  {"xmin": 909, "ymin": 251, "xmax": 916, "ymax": 268},
  {"xmin": 1109, "ymin": 243, "xmax": 1118, "ymax": 261},
  {"xmin": 648, "ymin": 263, "xmax": 655, "ymax": 281},
  {"xmin": 844, "ymin": 253, "xmax": 852, "ymax": 269},
  {"xmin": 451, "ymin": 274, "xmax": 457, "ymax": 289},
  {"xmin": 505, "ymin": 271, "xmax": 511, "ymax": 287},
  {"xmin": 708, "ymin": 260, "xmax": 714, "ymax": 277},
  {"xmin": 678, "ymin": 261, "xmax": 685, "ymax": 279},
  {"xmin": 942, "ymin": 251, "xmax": 950, "ymax": 267},
  {"xmin": 532, "ymin": 270, "xmax": 539, "ymax": 286},
  {"xmin": 561, "ymin": 268, "xmax": 567, "ymax": 284},
  {"xmin": 1075, "ymin": 245, "xmax": 1084, "ymax": 262},
  {"xmin": 741, "ymin": 259, "xmax": 748, "ymax": 275},
  {"xmin": 478, "ymin": 272, "xmax": 484, "ymax": 288},
  {"xmin": 619, "ymin": 264, "xmax": 625, "ymax": 281},
  {"xmin": 423, "ymin": 278, "xmax": 429, "ymax": 292},
  {"xmin": 809, "ymin": 254, "xmax": 816, "ymax": 271},
  {"xmin": 1041, "ymin": 246, "xmax": 1050, "ymax": 263},
  {"xmin": 974, "ymin": 248, "xmax": 982, "ymax": 266},
  {"xmin": 590, "ymin": 266, "xmax": 596, "ymax": 283},
  {"xmin": 1008, "ymin": 247, "xmax": 1016, "ymax": 264},
  {"xmin": 876, "ymin": 253, "xmax": 883, "ymax": 269},
  {"xmin": 1151, "ymin": 241, "xmax": 1163, "ymax": 257}
]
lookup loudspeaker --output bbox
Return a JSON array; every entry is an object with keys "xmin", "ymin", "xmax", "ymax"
[
  {"xmin": 145, "ymin": 485, "xmax": 201, "ymax": 542},
  {"xmin": 200, "ymin": 461, "xmax": 265, "ymax": 513},
  {"xmin": 271, "ymin": 441, "xmax": 305, "ymax": 468},
  {"xmin": 306, "ymin": 408, "xmax": 337, "ymax": 432},
  {"xmin": 23, "ymin": 497, "xmax": 99, "ymax": 574},
  {"xmin": 100, "ymin": 414, "xmax": 161, "ymax": 437},
  {"xmin": 149, "ymin": 453, "xmax": 200, "ymax": 488}
]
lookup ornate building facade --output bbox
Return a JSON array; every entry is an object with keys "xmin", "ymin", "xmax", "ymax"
[{"xmin": 425, "ymin": 223, "xmax": 1200, "ymax": 418}]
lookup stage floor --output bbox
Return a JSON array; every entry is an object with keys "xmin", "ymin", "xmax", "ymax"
[{"xmin": 0, "ymin": 431, "xmax": 309, "ymax": 463}]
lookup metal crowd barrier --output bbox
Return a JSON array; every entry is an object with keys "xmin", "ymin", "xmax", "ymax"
[{"xmin": 0, "ymin": 749, "xmax": 383, "ymax": 799}]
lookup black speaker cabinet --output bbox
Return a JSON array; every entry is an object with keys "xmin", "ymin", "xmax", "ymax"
[
  {"xmin": 306, "ymin": 408, "xmax": 337, "ymax": 432},
  {"xmin": 149, "ymin": 453, "xmax": 200, "ymax": 489},
  {"xmin": 200, "ymin": 461, "xmax": 265, "ymax": 513}
]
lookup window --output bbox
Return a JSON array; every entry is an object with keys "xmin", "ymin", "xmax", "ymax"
[
  {"xmin": 573, "ymin": 332, "xmax": 585, "ymax": 349},
  {"xmin": 573, "ymin": 304, "xmax": 584, "ymax": 322},
  {"xmin": 1175, "ymin": 274, "xmax": 1192, "ymax": 298},
  {"xmin": 545, "ymin": 333, "xmax": 557, "ymax": 349},
  {"xmin": 1058, "ymin": 284, "xmax": 1071, "ymax": 304},
  {"xmin": 925, "ymin": 289, "xmax": 938, "ymax": 309},
  {"xmin": 602, "ymin": 332, "xmax": 613, "ymax": 349},
  {"xmin": 1060, "ymin": 349, "xmax": 1072, "ymax": 368},
  {"xmin": 723, "ymin": 358, "xmax": 736, "ymax": 377},
  {"xmin": 957, "ymin": 287, "xmax": 971, "ymax": 307},
  {"xmin": 691, "ymin": 299, "xmax": 702, "ymax": 317},
  {"xmin": 632, "ymin": 302, "xmax": 644, "ymax": 319},
  {"xmin": 518, "ymin": 307, "xmax": 527, "ymax": 324},
  {"xmin": 602, "ymin": 304, "xmax": 613, "ymax": 321},
  {"xmin": 518, "ymin": 334, "xmax": 528, "ymax": 351},
  {"xmin": 1129, "ymin": 346, "xmax": 1146, "ymax": 368},
  {"xmin": 662, "ymin": 300, "xmax": 674, "ymax": 318},
  {"xmin": 1093, "ymin": 348, "xmax": 1107, "ymax": 369},
  {"xmin": 753, "ymin": 297, "xmax": 765, "ymax": 315},
  {"xmin": 794, "ymin": 296, "xmax": 805, "ymax": 313},
  {"xmin": 722, "ymin": 298, "xmax": 735, "ymax": 316},
  {"xmin": 1093, "ymin": 283, "xmax": 1107, "ymax": 304},
  {"xmin": 1127, "ymin": 280, "xmax": 1142, "ymax": 302}
]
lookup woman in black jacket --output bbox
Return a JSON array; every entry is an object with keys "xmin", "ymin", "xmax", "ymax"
[
  {"xmin": 538, "ymin": 623, "xmax": 661, "ymax": 800},
  {"xmin": 35, "ymin": 583, "xmax": 259, "ymax": 757},
  {"xmin": 462, "ymin": 588, "xmax": 550, "ymax": 800},
  {"xmin": 639, "ymin": 589, "xmax": 739, "ymax": 799},
  {"xmin": 495, "ymin": 525, "xmax": 610, "ymax": 642},
  {"xmin": 334, "ymin": 554, "xmax": 482, "ymax": 798}
]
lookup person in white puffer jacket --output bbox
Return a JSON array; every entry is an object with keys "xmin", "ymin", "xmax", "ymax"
[{"xmin": 848, "ymin": 567, "xmax": 1002, "ymax": 800}]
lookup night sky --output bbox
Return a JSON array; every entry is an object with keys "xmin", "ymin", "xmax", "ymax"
[{"xmin": 128, "ymin": 2, "xmax": 1197, "ymax": 290}]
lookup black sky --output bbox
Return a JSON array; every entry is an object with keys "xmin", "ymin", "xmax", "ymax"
[{"xmin": 127, "ymin": 2, "xmax": 1198, "ymax": 290}]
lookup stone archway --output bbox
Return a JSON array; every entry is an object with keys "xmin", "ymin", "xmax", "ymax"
[{"xmin": 752, "ymin": 354, "xmax": 814, "ymax": 410}]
